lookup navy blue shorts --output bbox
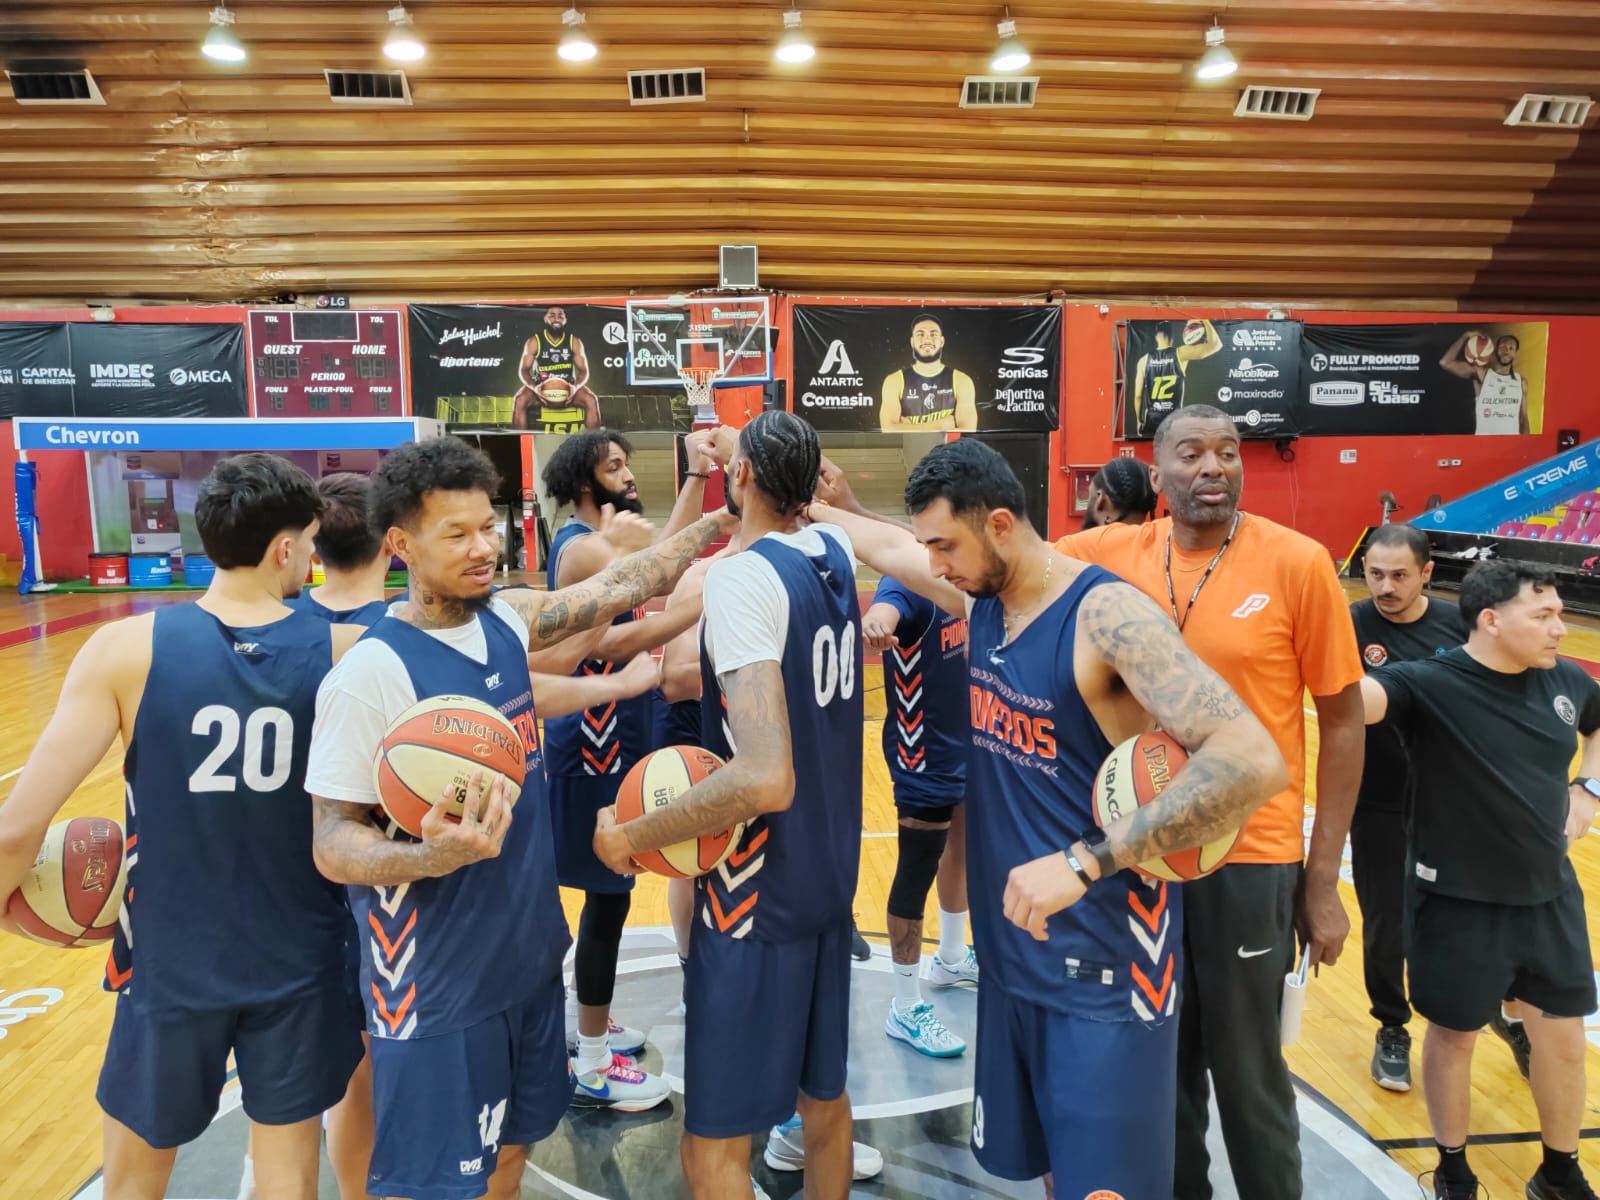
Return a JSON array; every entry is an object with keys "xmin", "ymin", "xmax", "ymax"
[
  {"xmin": 550, "ymin": 773, "xmax": 635, "ymax": 894},
  {"xmin": 891, "ymin": 783, "xmax": 963, "ymax": 822},
  {"xmin": 971, "ymin": 985, "xmax": 1178, "ymax": 1192},
  {"xmin": 368, "ymin": 974, "xmax": 573, "ymax": 1200},
  {"xmin": 97, "ymin": 986, "xmax": 363, "ymax": 1149},
  {"xmin": 683, "ymin": 919, "xmax": 852, "ymax": 1138}
]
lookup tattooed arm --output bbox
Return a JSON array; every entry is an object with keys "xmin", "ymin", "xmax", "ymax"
[
  {"xmin": 312, "ymin": 771, "xmax": 514, "ymax": 887},
  {"xmin": 593, "ymin": 660, "xmax": 793, "ymax": 871}
]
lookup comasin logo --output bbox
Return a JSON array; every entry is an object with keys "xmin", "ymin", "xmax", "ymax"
[{"xmin": 1309, "ymin": 381, "xmax": 1365, "ymax": 406}]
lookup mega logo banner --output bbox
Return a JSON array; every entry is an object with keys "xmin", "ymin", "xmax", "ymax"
[
  {"xmin": 408, "ymin": 303, "xmax": 691, "ymax": 431},
  {"xmin": 791, "ymin": 304, "xmax": 1061, "ymax": 432},
  {"xmin": 1122, "ymin": 319, "xmax": 1301, "ymax": 439}
]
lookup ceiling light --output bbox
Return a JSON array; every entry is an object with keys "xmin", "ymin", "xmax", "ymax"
[
  {"xmin": 558, "ymin": 7, "xmax": 597, "ymax": 62},
  {"xmin": 200, "ymin": 4, "xmax": 246, "ymax": 64},
  {"xmin": 990, "ymin": 14, "xmax": 1030, "ymax": 73},
  {"xmin": 1195, "ymin": 22, "xmax": 1237, "ymax": 81},
  {"xmin": 383, "ymin": 5, "xmax": 426, "ymax": 63},
  {"xmin": 775, "ymin": 8, "xmax": 815, "ymax": 64}
]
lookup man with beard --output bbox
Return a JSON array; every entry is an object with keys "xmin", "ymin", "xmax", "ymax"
[
  {"xmin": 1050, "ymin": 404, "xmax": 1366, "ymax": 1200},
  {"xmin": 1440, "ymin": 330, "xmax": 1530, "ymax": 435},
  {"xmin": 880, "ymin": 313, "xmax": 978, "ymax": 432},
  {"xmin": 513, "ymin": 306, "xmax": 601, "ymax": 431},
  {"xmin": 540, "ymin": 428, "xmax": 718, "ymax": 1111}
]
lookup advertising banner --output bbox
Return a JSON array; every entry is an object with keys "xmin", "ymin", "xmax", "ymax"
[
  {"xmin": 1122, "ymin": 319, "xmax": 1301, "ymax": 439},
  {"xmin": 68, "ymin": 323, "xmax": 247, "ymax": 418},
  {"xmin": 408, "ymin": 303, "xmax": 690, "ymax": 431},
  {"xmin": 0, "ymin": 323, "xmax": 74, "ymax": 419},
  {"xmin": 791, "ymin": 304, "xmax": 1060, "ymax": 432}
]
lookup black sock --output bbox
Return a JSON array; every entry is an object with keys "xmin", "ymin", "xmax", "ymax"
[
  {"xmin": 1437, "ymin": 1143, "xmax": 1474, "ymax": 1183},
  {"xmin": 1542, "ymin": 1143, "xmax": 1580, "ymax": 1185}
]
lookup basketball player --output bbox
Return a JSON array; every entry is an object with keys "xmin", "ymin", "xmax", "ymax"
[
  {"xmin": 1359, "ymin": 561, "xmax": 1599, "ymax": 1200},
  {"xmin": 541, "ymin": 427, "xmax": 719, "ymax": 1111},
  {"xmin": 511, "ymin": 306, "xmax": 600, "ymax": 431},
  {"xmin": 804, "ymin": 438, "xmax": 1285, "ymax": 1198},
  {"xmin": 1130, "ymin": 318, "xmax": 1221, "ymax": 438},
  {"xmin": 307, "ymin": 436, "xmax": 732, "ymax": 1200},
  {"xmin": 1082, "ymin": 455, "xmax": 1159, "ymax": 529},
  {"xmin": 1440, "ymin": 329, "xmax": 1529, "ymax": 436},
  {"xmin": 290, "ymin": 472, "xmax": 392, "ymax": 625},
  {"xmin": 1350, "ymin": 524, "xmax": 1467, "ymax": 1094},
  {"xmin": 594, "ymin": 412, "xmax": 866, "ymax": 1200},
  {"xmin": 0, "ymin": 453, "xmax": 365, "ymax": 1200},
  {"xmin": 1053, "ymin": 404, "xmax": 1366, "ymax": 1200},
  {"xmin": 879, "ymin": 313, "xmax": 978, "ymax": 432}
]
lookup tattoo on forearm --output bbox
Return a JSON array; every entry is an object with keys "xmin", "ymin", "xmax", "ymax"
[
  {"xmin": 312, "ymin": 798, "xmax": 436, "ymax": 886},
  {"xmin": 1108, "ymin": 755, "xmax": 1259, "ymax": 869}
]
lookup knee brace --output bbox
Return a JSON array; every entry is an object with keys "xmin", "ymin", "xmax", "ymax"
[
  {"xmin": 888, "ymin": 824, "xmax": 949, "ymax": 922},
  {"xmin": 574, "ymin": 890, "xmax": 632, "ymax": 1007}
]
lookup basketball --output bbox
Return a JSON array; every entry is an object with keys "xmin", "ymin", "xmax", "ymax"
[
  {"xmin": 5, "ymin": 817, "xmax": 128, "ymax": 948},
  {"xmin": 372, "ymin": 695, "xmax": 527, "ymax": 838},
  {"xmin": 1182, "ymin": 319, "xmax": 1208, "ymax": 345},
  {"xmin": 1463, "ymin": 332, "xmax": 1495, "ymax": 366},
  {"xmin": 612, "ymin": 745, "xmax": 738, "ymax": 878},
  {"xmin": 541, "ymin": 378, "xmax": 572, "ymax": 406},
  {"xmin": 1092, "ymin": 731, "xmax": 1237, "ymax": 883}
]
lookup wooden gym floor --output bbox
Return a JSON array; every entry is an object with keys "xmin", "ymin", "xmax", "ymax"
[{"xmin": 2, "ymin": 582, "xmax": 1599, "ymax": 1199}]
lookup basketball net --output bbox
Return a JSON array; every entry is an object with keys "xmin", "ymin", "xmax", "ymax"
[{"xmin": 679, "ymin": 364, "xmax": 722, "ymax": 423}]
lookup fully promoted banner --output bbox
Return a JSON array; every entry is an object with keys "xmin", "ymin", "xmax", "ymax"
[
  {"xmin": 792, "ymin": 305, "xmax": 1060, "ymax": 432},
  {"xmin": 1123, "ymin": 319, "xmax": 1301, "ymax": 439},
  {"xmin": 0, "ymin": 322, "xmax": 245, "ymax": 418},
  {"xmin": 408, "ymin": 304, "xmax": 688, "ymax": 431},
  {"xmin": 1300, "ymin": 322, "xmax": 1548, "ymax": 436}
]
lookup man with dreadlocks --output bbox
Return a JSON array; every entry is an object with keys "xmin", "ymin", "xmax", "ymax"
[{"xmin": 595, "ymin": 412, "xmax": 865, "ymax": 1200}]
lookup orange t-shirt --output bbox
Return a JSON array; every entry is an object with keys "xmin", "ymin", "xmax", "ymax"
[{"xmin": 1054, "ymin": 513, "xmax": 1363, "ymax": 864}]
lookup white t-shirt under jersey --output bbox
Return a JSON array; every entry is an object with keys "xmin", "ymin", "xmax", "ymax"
[{"xmin": 305, "ymin": 597, "xmax": 530, "ymax": 807}]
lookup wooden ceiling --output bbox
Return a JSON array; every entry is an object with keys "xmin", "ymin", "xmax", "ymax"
[{"xmin": 2, "ymin": 1, "xmax": 1599, "ymax": 309}]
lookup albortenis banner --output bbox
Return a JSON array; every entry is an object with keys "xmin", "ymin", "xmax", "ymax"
[{"xmin": 792, "ymin": 305, "xmax": 1060, "ymax": 432}]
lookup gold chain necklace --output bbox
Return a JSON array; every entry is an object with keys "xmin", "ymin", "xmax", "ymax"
[{"xmin": 1002, "ymin": 554, "xmax": 1054, "ymax": 634}]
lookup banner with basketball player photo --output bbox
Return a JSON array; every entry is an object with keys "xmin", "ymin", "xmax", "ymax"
[
  {"xmin": 791, "ymin": 304, "xmax": 1061, "ymax": 433},
  {"xmin": 1298, "ymin": 322, "xmax": 1548, "ymax": 437},
  {"xmin": 1121, "ymin": 319, "xmax": 1302, "ymax": 440},
  {"xmin": 408, "ymin": 303, "xmax": 691, "ymax": 432}
]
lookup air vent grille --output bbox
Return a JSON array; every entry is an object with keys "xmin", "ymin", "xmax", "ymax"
[
  {"xmin": 5, "ymin": 69, "xmax": 105, "ymax": 106},
  {"xmin": 628, "ymin": 68, "xmax": 706, "ymax": 106},
  {"xmin": 959, "ymin": 76, "xmax": 1039, "ymax": 109},
  {"xmin": 325, "ymin": 70, "xmax": 412, "ymax": 106},
  {"xmin": 1234, "ymin": 86, "xmax": 1320, "ymax": 121},
  {"xmin": 1505, "ymin": 93, "xmax": 1593, "ymax": 128}
]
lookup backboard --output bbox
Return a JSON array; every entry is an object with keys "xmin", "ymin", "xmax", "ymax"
[{"xmin": 625, "ymin": 295, "xmax": 773, "ymax": 388}]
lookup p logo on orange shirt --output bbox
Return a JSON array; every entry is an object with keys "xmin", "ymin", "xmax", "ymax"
[{"xmin": 1230, "ymin": 593, "xmax": 1271, "ymax": 618}]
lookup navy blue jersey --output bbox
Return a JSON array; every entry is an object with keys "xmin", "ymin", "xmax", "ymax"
[
  {"xmin": 965, "ymin": 567, "xmax": 1182, "ymax": 1024},
  {"xmin": 873, "ymin": 576, "xmax": 967, "ymax": 804},
  {"xmin": 287, "ymin": 591, "xmax": 390, "ymax": 626},
  {"xmin": 543, "ymin": 519, "xmax": 657, "ymax": 777},
  {"xmin": 657, "ymin": 698, "xmax": 703, "ymax": 750},
  {"xmin": 698, "ymin": 531, "xmax": 863, "ymax": 941},
  {"xmin": 106, "ymin": 604, "xmax": 348, "ymax": 1010},
  {"xmin": 352, "ymin": 613, "xmax": 567, "ymax": 1039}
]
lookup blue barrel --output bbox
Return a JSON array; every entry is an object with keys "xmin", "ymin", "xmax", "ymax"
[
  {"xmin": 181, "ymin": 554, "xmax": 215, "ymax": 587},
  {"xmin": 128, "ymin": 553, "xmax": 172, "ymax": 588}
]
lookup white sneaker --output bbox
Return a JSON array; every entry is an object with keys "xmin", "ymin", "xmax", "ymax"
[
  {"xmin": 569, "ymin": 1053, "xmax": 670, "ymax": 1112},
  {"xmin": 764, "ymin": 1114, "xmax": 885, "ymax": 1180},
  {"xmin": 565, "ymin": 1016, "xmax": 647, "ymax": 1058},
  {"xmin": 885, "ymin": 1001, "xmax": 967, "ymax": 1058},
  {"xmin": 752, "ymin": 1178, "xmax": 771, "ymax": 1200},
  {"xmin": 924, "ymin": 947, "xmax": 979, "ymax": 989}
]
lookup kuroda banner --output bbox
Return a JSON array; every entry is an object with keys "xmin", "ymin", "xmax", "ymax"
[{"xmin": 791, "ymin": 304, "xmax": 1061, "ymax": 432}]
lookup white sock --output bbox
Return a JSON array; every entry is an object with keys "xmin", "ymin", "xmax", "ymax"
[
  {"xmin": 1502, "ymin": 1004, "xmax": 1523, "ymax": 1026},
  {"xmin": 892, "ymin": 961, "xmax": 923, "ymax": 1012},
  {"xmin": 938, "ymin": 909, "xmax": 969, "ymax": 963},
  {"xmin": 238, "ymin": 1155, "xmax": 256, "ymax": 1200},
  {"xmin": 575, "ymin": 1031, "xmax": 611, "ymax": 1076}
]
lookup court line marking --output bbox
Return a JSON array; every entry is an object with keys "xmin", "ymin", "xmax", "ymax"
[{"xmin": 0, "ymin": 766, "xmax": 21, "ymax": 783}]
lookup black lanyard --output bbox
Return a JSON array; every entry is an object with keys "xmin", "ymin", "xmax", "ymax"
[{"xmin": 1164, "ymin": 512, "xmax": 1241, "ymax": 630}]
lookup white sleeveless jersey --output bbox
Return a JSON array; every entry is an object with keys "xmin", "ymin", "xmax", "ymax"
[{"xmin": 1476, "ymin": 369, "xmax": 1522, "ymax": 435}]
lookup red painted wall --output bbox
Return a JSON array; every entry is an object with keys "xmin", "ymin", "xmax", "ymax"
[
  {"xmin": 0, "ymin": 427, "xmax": 93, "ymax": 582},
  {"xmin": 1047, "ymin": 304, "xmax": 1593, "ymax": 555}
]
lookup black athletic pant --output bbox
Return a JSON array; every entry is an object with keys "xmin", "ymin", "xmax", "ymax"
[
  {"xmin": 1174, "ymin": 861, "xmax": 1303, "ymax": 1200},
  {"xmin": 1349, "ymin": 802, "xmax": 1410, "ymax": 1028}
]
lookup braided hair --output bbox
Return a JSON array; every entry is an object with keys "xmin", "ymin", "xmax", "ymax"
[
  {"xmin": 738, "ymin": 411, "xmax": 821, "ymax": 517},
  {"xmin": 1091, "ymin": 456, "xmax": 1158, "ymax": 523}
]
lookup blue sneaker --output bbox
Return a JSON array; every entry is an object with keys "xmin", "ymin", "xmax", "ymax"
[
  {"xmin": 924, "ymin": 947, "xmax": 979, "ymax": 989},
  {"xmin": 570, "ymin": 1053, "xmax": 670, "ymax": 1112},
  {"xmin": 885, "ymin": 1001, "xmax": 967, "ymax": 1058}
]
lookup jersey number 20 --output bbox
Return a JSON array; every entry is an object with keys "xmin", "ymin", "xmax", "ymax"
[
  {"xmin": 189, "ymin": 705, "xmax": 295, "ymax": 793},
  {"xmin": 812, "ymin": 624, "xmax": 858, "ymax": 707}
]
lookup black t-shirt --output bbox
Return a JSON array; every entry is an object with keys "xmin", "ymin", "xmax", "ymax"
[
  {"xmin": 1351, "ymin": 597, "xmax": 1468, "ymax": 812},
  {"xmin": 1375, "ymin": 649, "xmax": 1600, "ymax": 905}
]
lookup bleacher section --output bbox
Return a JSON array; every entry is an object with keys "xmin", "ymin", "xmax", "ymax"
[{"xmin": 1496, "ymin": 488, "xmax": 1600, "ymax": 544}]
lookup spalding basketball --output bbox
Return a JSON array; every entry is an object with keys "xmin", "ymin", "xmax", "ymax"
[
  {"xmin": 541, "ymin": 379, "xmax": 572, "ymax": 405},
  {"xmin": 613, "ymin": 746, "xmax": 737, "ymax": 878},
  {"xmin": 372, "ymin": 695, "xmax": 527, "ymax": 838},
  {"xmin": 1182, "ymin": 319, "xmax": 1208, "ymax": 345},
  {"xmin": 1463, "ymin": 332, "xmax": 1495, "ymax": 366},
  {"xmin": 1091, "ymin": 731, "xmax": 1237, "ymax": 883},
  {"xmin": 6, "ymin": 816, "xmax": 128, "ymax": 948}
]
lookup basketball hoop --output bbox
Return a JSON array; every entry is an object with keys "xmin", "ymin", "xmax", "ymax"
[{"xmin": 678, "ymin": 365, "xmax": 722, "ymax": 422}]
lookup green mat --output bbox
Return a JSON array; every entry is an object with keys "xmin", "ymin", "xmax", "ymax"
[{"xmin": 51, "ymin": 572, "xmax": 412, "ymax": 595}]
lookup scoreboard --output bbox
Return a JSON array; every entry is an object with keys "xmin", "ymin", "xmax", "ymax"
[{"xmin": 247, "ymin": 309, "xmax": 407, "ymax": 418}]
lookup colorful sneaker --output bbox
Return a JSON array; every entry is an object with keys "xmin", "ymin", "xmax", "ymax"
[
  {"xmin": 570, "ymin": 1053, "xmax": 670, "ymax": 1112},
  {"xmin": 924, "ymin": 947, "xmax": 979, "ymax": 989},
  {"xmin": 1528, "ymin": 1165, "xmax": 1600, "ymax": 1199},
  {"xmin": 885, "ymin": 1001, "xmax": 967, "ymax": 1058},
  {"xmin": 850, "ymin": 920, "xmax": 873, "ymax": 961},
  {"xmin": 763, "ymin": 1114, "xmax": 886, "ymax": 1180},
  {"xmin": 1489, "ymin": 1010, "xmax": 1533, "ymax": 1080},
  {"xmin": 1371, "ymin": 1024, "xmax": 1412, "ymax": 1092},
  {"xmin": 566, "ymin": 1017, "xmax": 647, "ymax": 1058}
]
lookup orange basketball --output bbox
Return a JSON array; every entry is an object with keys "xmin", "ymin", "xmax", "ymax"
[
  {"xmin": 1092, "ymin": 731, "xmax": 1236, "ymax": 883},
  {"xmin": 613, "ymin": 745, "xmax": 737, "ymax": 878},
  {"xmin": 6, "ymin": 816, "xmax": 128, "ymax": 948},
  {"xmin": 1463, "ymin": 332, "xmax": 1495, "ymax": 366},
  {"xmin": 372, "ymin": 695, "xmax": 527, "ymax": 839}
]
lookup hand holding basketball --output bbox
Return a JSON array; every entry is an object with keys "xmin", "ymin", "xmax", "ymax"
[
  {"xmin": 598, "ymin": 504, "xmax": 654, "ymax": 556},
  {"xmin": 419, "ymin": 770, "xmax": 514, "ymax": 875},
  {"xmin": 592, "ymin": 806, "xmax": 640, "ymax": 876},
  {"xmin": 1002, "ymin": 851, "xmax": 1088, "ymax": 942}
]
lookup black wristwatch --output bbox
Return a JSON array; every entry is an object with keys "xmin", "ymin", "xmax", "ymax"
[
  {"xmin": 1078, "ymin": 827, "xmax": 1117, "ymax": 881},
  {"xmin": 1573, "ymin": 776, "xmax": 1600, "ymax": 801}
]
